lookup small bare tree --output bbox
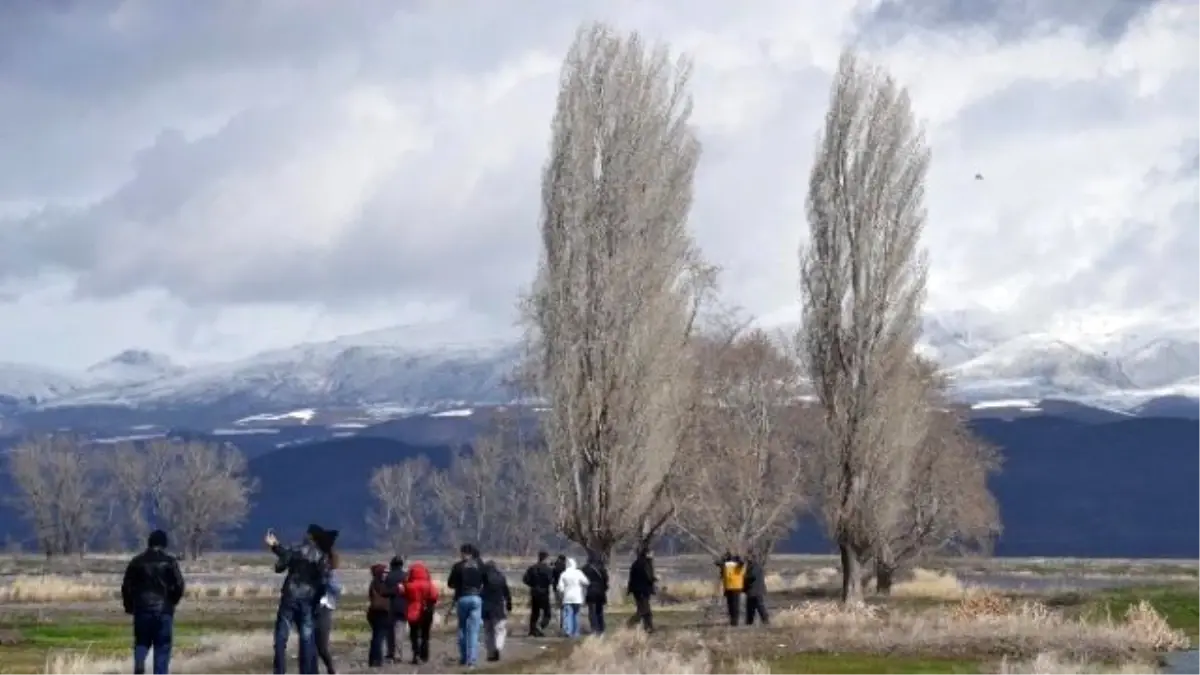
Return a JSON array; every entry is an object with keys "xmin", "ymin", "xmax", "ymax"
[
  {"xmin": 367, "ymin": 456, "xmax": 438, "ymax": 554},
  {"xmin": 6, "ymin": 435, "xmax": 100, "ymax": 556},
  {"xmin": 523, "ymin": 21, "xmax": 713, "ymax": 562},
  {"xmin": 673, "ymin": 323, "xmax": 811, "ymax": 562},
  {"xmin": 798, "ymin": 48, "xmax": 931, "ymax": 604},
  {"xmin": 146, "ymin": 439, "xmax": 257, "ymax": 559},
  {"xmin": 872, "ymin": 404, "xmax": 1001, "ymax": 594},
  {"xmin": 432, "ymin": 418, "xmax": 556, "ymax": 555}
]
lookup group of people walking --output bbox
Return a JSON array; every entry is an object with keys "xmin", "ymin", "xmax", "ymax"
[{"xmin": 118, "ymin": 525, "xmax": 756, "ymax": 675}]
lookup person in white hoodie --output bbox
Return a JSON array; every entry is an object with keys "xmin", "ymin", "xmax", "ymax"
[{"xmin": 555, "ymin": 558, "xmax": 589, "ymax": 638}]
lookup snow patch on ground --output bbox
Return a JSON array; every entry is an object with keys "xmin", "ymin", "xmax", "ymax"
[
  {"xmin": 430, "ymin": 408, "xmax": 473, "ymax": 418},
  {"xmin": 211, "ymin": 427, "xmax": 281, "ymax": 436},
  {"xmin": 235, "ymin": 409, "xmax": 316, "ymax": 425},
  {"xmin": 970, "ymin": 399, "xmax": 1040, "ymax": 410}
]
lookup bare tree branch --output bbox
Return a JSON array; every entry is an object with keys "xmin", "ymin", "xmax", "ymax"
[
  {"xmin": 5, "ymin": 435, "xmax": 101, "ymax": 557},
  {"xmin": 798, "ymin": 48, "xmax": 931, "ymax": 604},
  {"xmin": 522, "ymin": 21, "xmax": 712, "ymax": 561},
  {"xmin": 367, "ymin": 456, "xmax": 438, "ymax": 554}
]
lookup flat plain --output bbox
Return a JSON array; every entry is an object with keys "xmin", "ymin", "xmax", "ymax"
[{"xmin": 0, "ymin": 553, "xmax": 1195, "ymax": 674}]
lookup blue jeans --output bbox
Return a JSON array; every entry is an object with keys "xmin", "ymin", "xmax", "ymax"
[
  {"xmin": 273, "ymin": 598, "xmax": 317, "ymax": 674},
  {"xmin": 455, "ymin": 595, "xmax": 483, "ymax": 666},
  {"xmin": 562, "ymin": 603, "xmax": 582, "ymax": 638},
  {"xmin": 587, "ymin": 602, "xmax": 606, "ymax": 635},
  {"xmin": 132, "ymin": 612, "xmax": 173, "ymax": 675}
]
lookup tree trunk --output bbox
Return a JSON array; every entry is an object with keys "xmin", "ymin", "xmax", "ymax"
[
  {"xmin": 839, "ymin": 542, "xmax": 865, "ymax": 605},
  {"xmin": 875, "ymin": 561, "xmax": 895, "ymax": 596}
]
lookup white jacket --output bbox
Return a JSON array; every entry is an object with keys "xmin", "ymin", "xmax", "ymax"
[{"xmin": 556, "ymin": 558, "xmax": 590, "ymax": 605}]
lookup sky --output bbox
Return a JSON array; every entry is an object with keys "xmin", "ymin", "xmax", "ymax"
[{"xmin": 0, "ymin": 0, "xmax": 1196, "ymax": 370}]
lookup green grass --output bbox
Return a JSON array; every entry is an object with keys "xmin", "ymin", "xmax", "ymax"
[
  {"xmin": 1083, "ymin": 585, "xmax": 1199, "ymax": 642},
  {"xmin": 766, "ymin": 653, "xmax": 980, "ymax": 674}
]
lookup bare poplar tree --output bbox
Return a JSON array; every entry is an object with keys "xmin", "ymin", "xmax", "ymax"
[
  {"xmin": 5, "ymin": 435, "xmax": 100, "ymax": 556},
  {"xmin": 673, "ymin": 322, "xmax": 811, "ymax": 561},
  {"xmin": 523, "ymin": 21, "xmax": 713, "ymax": 561},
  {"xmin": 147, "ymin": 439, "xmax": 257, "ymax": 559},
  {"xmin": 798, "ymin": 48, "xmax": 931, "ymax": 604},
  {"xmin": 872, "ymin": 405, "xmax": 1001, "ymax": 594},
  {"xmin": 367, "ymin": 457, "xmax": 438, "ymax": 553}
]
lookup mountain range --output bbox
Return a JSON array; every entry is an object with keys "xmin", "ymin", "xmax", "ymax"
[{"xmin": 0, "ymin": 309, "xmax": 1196, "ymax": 431}]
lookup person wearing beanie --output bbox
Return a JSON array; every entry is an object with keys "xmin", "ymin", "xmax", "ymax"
[
  {"xmin": 383, "ymin": 555, "xmax": 406, "ymax": 662},
  {"xmin": 121, "ymin": 529, "xmax": 186, "ymax": 674}
]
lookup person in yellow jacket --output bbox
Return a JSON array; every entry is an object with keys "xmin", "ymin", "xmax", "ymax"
[{"xmin": 715, "ymin": 551, "xmax": 746, "ymax": 626}]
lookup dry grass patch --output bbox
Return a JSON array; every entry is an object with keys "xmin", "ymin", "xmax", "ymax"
[
  {"xmin": 891, "ymin": 569, "xmax": 978, "ymax": 601},
  {"xmin": 43, "ymin": 631, "xmax": 274, "ymax": 674},
  {"xmin": 995, "ymin": 653, "xmax": 1158, "ymax": 674},
  {"xmin": 0, "ymin": 575, "xmax": 277, "ymax": 604},
  {"xmin": 534, "ymin": 628, "xmax": 770, "ymax": 674},
  {"xmin": 768, "ymin": 595, "xmax": 1188, "ymax": 662}
]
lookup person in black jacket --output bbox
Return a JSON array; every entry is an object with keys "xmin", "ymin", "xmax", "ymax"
[
  {"xmin": 624, "ymin": 546, "xmax": 656, "ymax": 633},
  {"xmin": 383, "ymin": 556, "xmax": 406, "ymax": 662},
  {"xmin": 582, "ymin": 553, "xmax": 609, "ymax": 635},
  {"xmin": 522, "ymin": 551, "xmax": 554, "ymax": 637},
  {"xmin": 481, "ymin": 560, "xmax": 513, "ymax": 662},
  {"xmin": 446, "ymin": 544, "xmax": 487, "ymax": 668},
  {"xmin": 268, "ymin": 525, "xmax": 331, "ymax": 675},
  {"xmin": 550, "ymin": 554, "xmax": 567, "ymax": 634},
  {"xmin": 743, "ymin": 554, "xmax": 769, "ymax": 626},
  {"xmin": 121, "ymin": 530, "xmax": 186, "ymax": 675}
]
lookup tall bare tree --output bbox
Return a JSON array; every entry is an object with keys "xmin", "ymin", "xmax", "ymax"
[
  {"xmin": 367, "ymin": 456, "xmax": 438, "ymax": 553},
  {"xmin": 145, "ymin": 439, "xmax": 257, "ymax": 559},
  {"xmin": 872, "ymin": 404, "xmax": 1001, "ymax": 594},
  {"xmin": 97, "ymin": 443, "xmax": 151, "ymax": 551},
  {"xmin": 523, "ymin": 21, "xmax": 713, "ymax": 561},
  {"xmin": 798, "ymin": 49, "xmax": 931, "ymax": 604},
  {"xmin": 6, "ymin": 435, "xmax": 100, "ymax": 556},
  {"xmin": 673, "ymin": 323, "xmax": 811, "ymax": 561}
]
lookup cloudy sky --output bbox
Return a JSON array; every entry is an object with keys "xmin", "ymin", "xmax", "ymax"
[{"xmin": 1, "ymin": 0, "xmax": 1196, "ymax": 370}]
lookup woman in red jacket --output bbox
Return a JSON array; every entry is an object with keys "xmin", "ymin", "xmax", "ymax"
[{"xmin": 402, "ymin": 562, "xmax": 439, "ymax": 665}]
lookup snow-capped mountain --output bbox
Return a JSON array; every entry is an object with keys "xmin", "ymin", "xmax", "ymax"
[
  {"xmin": 0, "ymin": 310, "xmax": 1195, "ymax": 417},
  {"xmin": 85, "ymin": 349, "xmax": 187, "ymax": 385}
]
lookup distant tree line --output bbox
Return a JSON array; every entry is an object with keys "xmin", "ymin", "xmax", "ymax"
[{"xmin": 4, "ymin": 436, "xmax": 256, "ymax": 559}]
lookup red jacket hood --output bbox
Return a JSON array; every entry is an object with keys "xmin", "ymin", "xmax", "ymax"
[{"xmin": 407, "ymin": 562, "xmax": 430, "ymax": 582}]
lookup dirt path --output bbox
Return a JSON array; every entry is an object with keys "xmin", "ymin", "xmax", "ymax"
[{"xmin": 330, "ymin": 622, "xmax": 563, "ymax": 674}]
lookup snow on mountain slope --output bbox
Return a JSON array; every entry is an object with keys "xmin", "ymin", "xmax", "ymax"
[
  {"xmin": 1116, "ymin": 338, "xmax": 1199, "ymax": 389},
  {"xmin": 85, "ymin": 349, "xmax": 187, "ymax": 385},
  {"xmin": 51, "ymin": 335, "xmax": 523, "ymax": 409},
  {"xmin": 0, "ymin": 363, "xmax": 83, "ymax": 402},
  {"xmin": 948, "ymin": 333, "xmax": 1135, "ymax": 397},
  {"xmin": 917, "ymin": 309, "xmax": 1015, "ymax": 367}
]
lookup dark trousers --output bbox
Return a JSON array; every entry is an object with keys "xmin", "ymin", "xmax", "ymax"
[
  {"xmin": 314, "ymin": 606, "xmax": 336, "ymax": 674},
  {"xmin": 724, "ymin": 591, "xmax": 742, "ymax": 626},
  {"xmin": 626, "ymin": 594, "xmax": 654, "ymax": 632},
  {"xmin": 132, "ymin": 612, "xmax": 173, "ymax": 675},
  {"xmin": 529, "ymin": 593, "xmax": 551, "ymax": 636},
  {"xmin": 586, "ymin": 601, "xmax": 606, "ymax": 634},
  {"xmin": 366, "ymin": 610, "xmax": 390, "ymax": 667},
  {"xmin": 746, "ymin": 595, "xmax": 769, "ymax": 625},
  {"xmin": 408, "ymin": 608, "xmax": 434, "ymax": 663},
  {"xmin": 274, "ymin": 598, "xmax": 317, "ymax": 674},
  {"xmin": 384, "ymin": 613, "xmax": 402, "ymax": 660}
]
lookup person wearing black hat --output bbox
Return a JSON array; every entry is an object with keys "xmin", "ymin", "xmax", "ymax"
[
  {"xmin": 121, "ymin": 529, "xmax": 186, "ymax": 675},
  {"xmin": 266, "ymin": 524, "xmax": 331, "ymax": 674},
  {"xmin": 383, "ymin": 555, "xmax": 406, "ymax": 662}
]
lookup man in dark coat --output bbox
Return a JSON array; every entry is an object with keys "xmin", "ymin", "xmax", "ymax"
[
  {"xmin": 582, "ymin": 553, "xmax": 609, "ymax": 635},
  {"xmin": 268, "ymin": 524, "xmax": 331, "ymax": 674},
  {"xmin": 481, "ymin": 560, "xmax": 513, "ymax": 662},
  {"xmin": 624, "ymin": 546, "xmax": 657, "ymax": 633},
  {"xmin": 122, "ymin": 530, "xmax": 186, "ymax": 675},
  {"xmin": 521, "ymin": 551, "xmax": 554, "ymax": 637},
  {"xmin": 383, "ymin": 556, "xmax": 406, "ymax": 662},
  {"xmin": 743, "ymin": 554, "xmax": 770, "ymax": 626}
]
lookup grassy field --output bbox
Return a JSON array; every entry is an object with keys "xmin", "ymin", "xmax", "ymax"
[{"xmin": 0, "ymin": 553, "xmax": 1195, "ymax": 674}]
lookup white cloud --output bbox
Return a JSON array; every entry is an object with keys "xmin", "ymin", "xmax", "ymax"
[{"xmin": 0, "ymin": 0, "xmax": 1195, "ymax": 369}]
